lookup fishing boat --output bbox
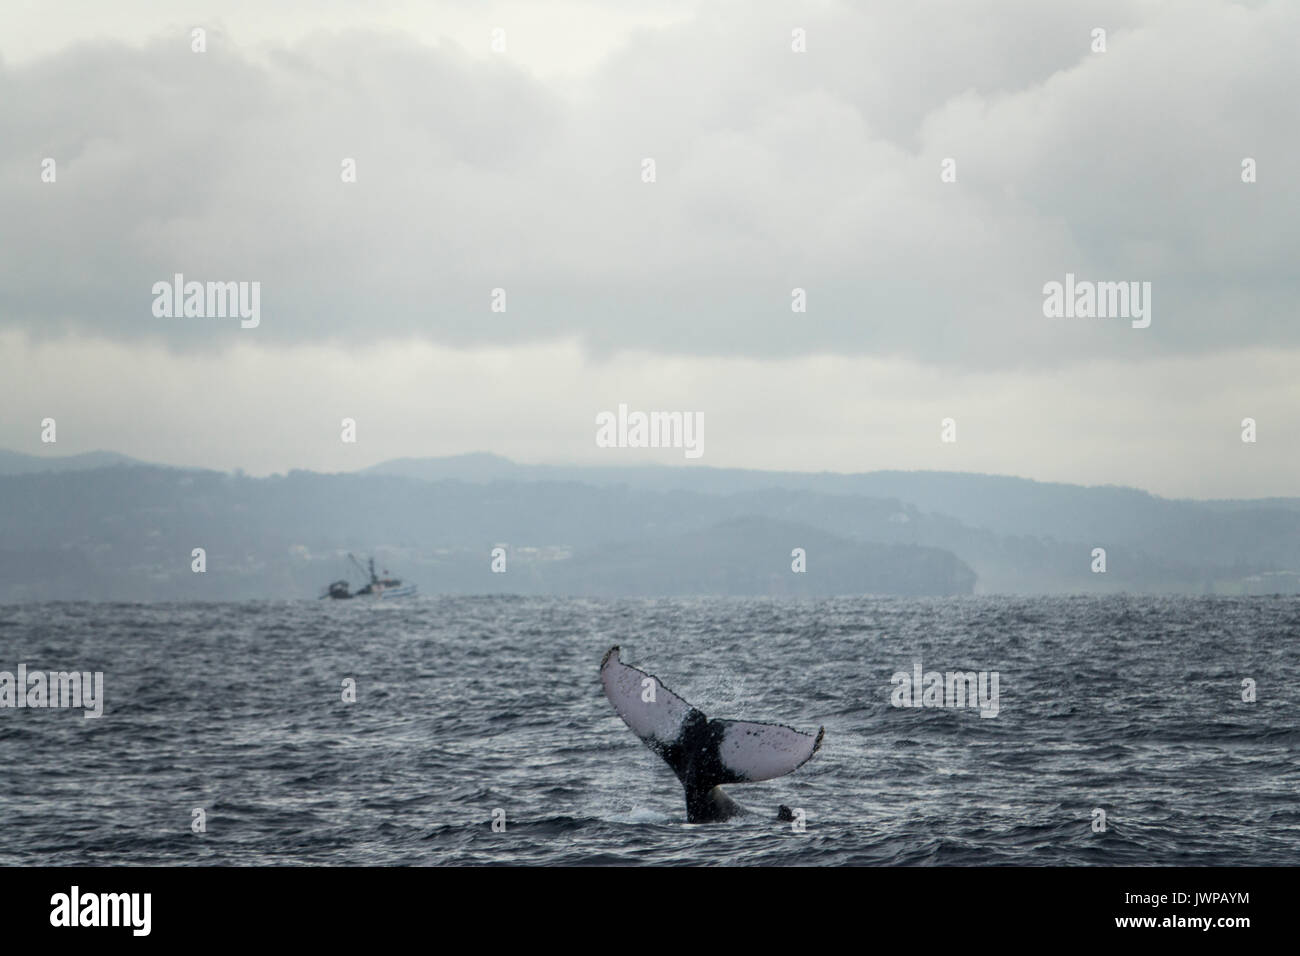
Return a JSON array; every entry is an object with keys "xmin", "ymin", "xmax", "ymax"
[{"xmin": 320, "ymin": 554, "xmax": 417, "ymax": 599}]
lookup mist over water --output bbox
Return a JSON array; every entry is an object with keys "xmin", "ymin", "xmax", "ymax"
[{"xmin": 1, "ymin": 595, "xmax": 1296, "ymax": 865}]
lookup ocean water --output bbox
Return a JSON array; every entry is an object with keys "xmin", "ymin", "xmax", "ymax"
[{"xmin": 0, "ymin": 596, "xmax": 1296, "ymax": 866}]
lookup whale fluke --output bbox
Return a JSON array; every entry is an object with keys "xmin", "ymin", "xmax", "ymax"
[{"xmin": 599, "ymin": 645, "xmax": 823, "ymax": 823}]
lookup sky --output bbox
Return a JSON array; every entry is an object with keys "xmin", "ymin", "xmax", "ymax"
[{"xmin": 1, "ymin": 0, "xmax": 1297, "ymax": 498}]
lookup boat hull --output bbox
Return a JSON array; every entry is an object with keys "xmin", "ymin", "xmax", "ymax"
[{"xmin": 374, "ymin": 585, "xmax": 417, "ymax": 598}]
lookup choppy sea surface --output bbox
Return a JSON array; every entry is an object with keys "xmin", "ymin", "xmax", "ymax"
[{"xmin": 0, "ymin": 596, "xmax": 1296, "ymax": 866}]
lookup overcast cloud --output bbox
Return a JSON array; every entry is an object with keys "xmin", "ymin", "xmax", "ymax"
[{"xmin": 1, "ymin": 1, "xmax": 1296, "ymax": 496}]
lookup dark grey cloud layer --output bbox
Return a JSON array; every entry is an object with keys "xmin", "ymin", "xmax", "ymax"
[{"xmin": 2, "ymin": 0, "xmax": 1296, "ymax": 367}]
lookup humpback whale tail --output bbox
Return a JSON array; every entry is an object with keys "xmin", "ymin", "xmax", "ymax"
[{"xmin": 599, "ymin": 646, "xmax": 824, "ymax": 823}]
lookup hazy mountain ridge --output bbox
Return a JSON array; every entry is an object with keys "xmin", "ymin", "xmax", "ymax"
[
  {"xmin": 367, "ymin": 454, "xmax": 1300, "ymax": 585},
  {"xmin": 0, "ymin": 466, "xmax": 975, "ymax": 600},
  {"xmin": 366, "ymin": 453, "xmax": 1300, "ymax": 525},
  {"xmin": 0, "ymin": 452, "xmax": 1296, "ymax": 600}
]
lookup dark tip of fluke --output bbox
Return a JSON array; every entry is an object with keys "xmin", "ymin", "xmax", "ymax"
[{"xmin": 600, "ymin": 646, "xmax": 620, "ymax": 669}]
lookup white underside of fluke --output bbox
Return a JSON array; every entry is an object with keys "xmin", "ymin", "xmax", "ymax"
[
  {"xmin": 600, "ymin": 647, "xmax": 694, "ymax": 746},
  {"xmin": 600, "ymin": 646, "xmax": 823, "ymax": 784},
  {"xmin": 715, "ymin": 720, "xmax": 822, "ymax": 782}
]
